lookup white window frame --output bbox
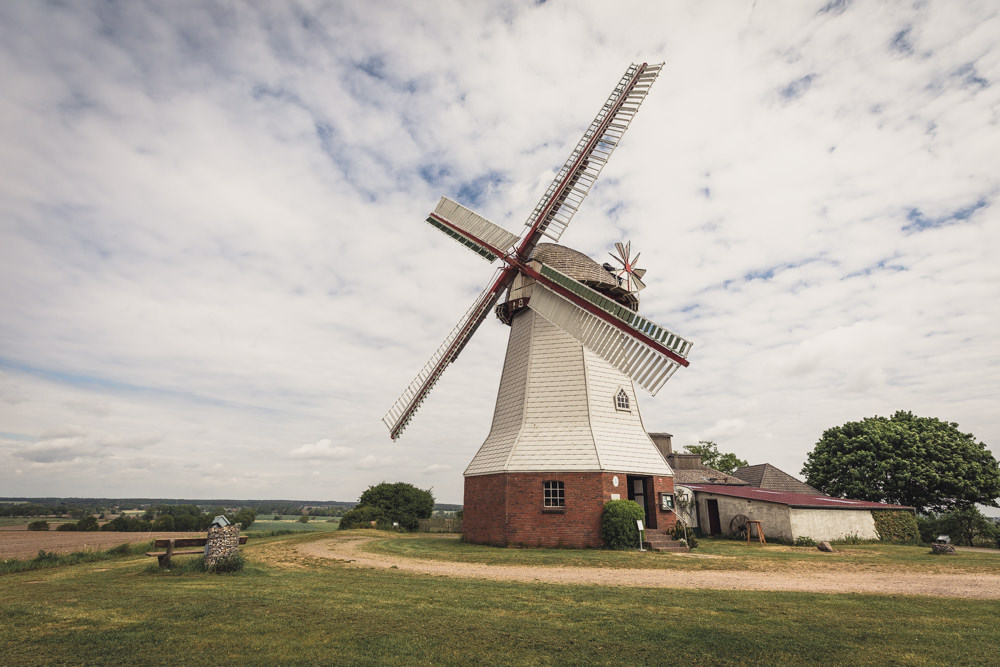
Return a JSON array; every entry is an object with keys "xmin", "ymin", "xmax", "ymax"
[
  {"xmin": 543, "ymin": 480, "xmax": 565, "ymax": 508},
  {"xmin": 615, "ymin": 388, "xmax": 630, "ymax": 412}
]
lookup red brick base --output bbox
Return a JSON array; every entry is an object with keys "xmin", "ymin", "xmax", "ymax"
[{"xmin": 463, "ymin": 472, "xmax": 676, "ymax": 548}]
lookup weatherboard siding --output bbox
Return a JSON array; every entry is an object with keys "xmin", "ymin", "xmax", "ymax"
[
  {"xmin": 584, "ymin": 347, "xmax": 672, "ymax": 475},
  {"xmin": 464, "ymin": 312, "xmax": 532, "ymax": 476},
  {"xmin": 510, "ymin": 316, "xmax": 597, "ymax": 470},
  {"xmin": 465, "ymin": 309, "xmax": 673, "ymax": 475}
]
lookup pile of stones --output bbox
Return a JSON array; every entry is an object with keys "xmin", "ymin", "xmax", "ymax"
[{"xmin": 205, "ymin": 523, "xmax": 241, "ymax": 567}]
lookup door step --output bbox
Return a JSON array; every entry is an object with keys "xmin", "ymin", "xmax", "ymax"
[{"xmin": 643, "ymin": 530, "xmax": 690, "ymax": 553}]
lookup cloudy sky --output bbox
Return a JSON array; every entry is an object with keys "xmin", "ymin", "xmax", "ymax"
[{"xmin": 1, "ymin": 0, "xmax": 998, "ymax": 506}]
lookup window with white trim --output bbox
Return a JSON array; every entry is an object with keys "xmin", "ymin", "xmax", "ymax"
[
  {"xmin": 543, "ymin": 480, "xmax": 565, "ymax": 508},
  {"xmin": 615, "ymin": 388, "xmax": 630, "ymax": 411}
]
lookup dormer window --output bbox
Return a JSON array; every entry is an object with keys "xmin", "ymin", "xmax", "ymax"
[{"xmin": 615, "ymin": 388, "xmax": 630, "ymax": 411}]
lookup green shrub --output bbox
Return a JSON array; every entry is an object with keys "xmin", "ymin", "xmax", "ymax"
[
  {"xmin": 27, "ymin": 520, "xmax": 49, "ymax": 531},
  {"xmin": 298, "ymin": 515, "xmax": 310, "ymax": 523},
  {"xmin": 209, "ymin": 553, "xmax": 245, "ymax": 573},
  {"xmin": 872, "ymin": 510, "xmax": 920, "ymax": 544},
  {"xmin": 671, "ymin": 521, "xmax": 699, "ymax": 548},
  {"xmin": 794, "ymin": 536, "xmax": 817, "ymax": 547},
  {"xmin": 601, "ymin": 500, "xmax": 645, "ymax": 550},
  {"xmin": 339, "ymin": 505, "xmax": 387, "ymax": 530}
]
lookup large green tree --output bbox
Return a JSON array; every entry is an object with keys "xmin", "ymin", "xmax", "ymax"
[
  {"xmin": 340, "ymin": 481, "xmax": 434, "ymax": 531},
  {"xmin": 801, "ymin": 411, "xmax": 1000, "ymax": 514},
  {"xmin": 683, "ymin": 441, "xmax": 748, "ymax": 475}
]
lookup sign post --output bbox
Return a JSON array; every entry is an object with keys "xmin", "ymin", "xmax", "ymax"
[{"xmin": 637, "ymin": 519, "xmax": 645, "ymax": 552}]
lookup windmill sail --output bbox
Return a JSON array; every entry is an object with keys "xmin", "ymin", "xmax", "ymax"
[
  {"xmin": 383, "ymin": 62, "xmax": 679, "ymax": 441},
  {"xmin": 382, "ymin": 271, "xmax": 510, "ymax": 440},
  {"xmin": 426, "ymin": 197, "xmax": 519, "ymax": 262},
  {"xmin": 527, "ymin": 265, "xmax": 692, "ymax": 396},
  {"xmin": 521, "ymin": 63, "xmax": 663, "ymax": 249}
]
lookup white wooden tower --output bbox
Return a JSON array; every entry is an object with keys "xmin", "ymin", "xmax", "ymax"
[{"xmin": 466, "ymin": 244, "xmax": 671, "ymax": 478}]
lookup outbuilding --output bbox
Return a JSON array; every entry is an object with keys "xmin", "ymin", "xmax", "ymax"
[{"xmin": 684, "ymin": 483, "xmax": 913, "ymax": 542}]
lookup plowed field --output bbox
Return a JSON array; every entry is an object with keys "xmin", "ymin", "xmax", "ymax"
[{"xmin": 0, "ymin": 531, "xmax": 197, "ymax": 560}]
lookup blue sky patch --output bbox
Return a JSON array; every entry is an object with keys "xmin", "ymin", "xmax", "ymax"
[
  {"xmin": 779, "ymin": 74, "xmax": 814, "ymax": 101},
  {"xmin": 818, "ymin": 0, "xmax": 851, "ymax": 16},
  {"xmin": 456, "ymin": 171, "xmax": 505, "ymax": 208},
  {"xmin": 903, "ymin": 198, "xmax": 988, "ymax": 232},
  {"xmin": 889, "ymin": 27, "xmax": 913, "ymax": 55}
]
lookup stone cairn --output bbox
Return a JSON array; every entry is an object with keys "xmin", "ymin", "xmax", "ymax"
[
  {"xmin": 205, "ymin": 523, "xmax": 241, "ymax": 567},
  {"xmin": 931, "ymin": 542, "xmax": 956, "ymax": 555}
]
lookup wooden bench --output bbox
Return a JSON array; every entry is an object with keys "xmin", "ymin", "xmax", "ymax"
[{"xmin": 146, "ymin": 536, "xmax": 248, "ymax": 568}]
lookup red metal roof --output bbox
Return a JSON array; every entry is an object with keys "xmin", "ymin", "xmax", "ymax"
[{"xmin": 683, "ymin": 484, "xmax": 914, "ymax": 510}]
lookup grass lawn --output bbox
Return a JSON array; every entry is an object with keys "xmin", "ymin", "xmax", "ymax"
[
  {"xmin": 363, "ymin": 534, "xmax": 1000, "ymax": 574},
  {"xmin": 0, "ymin": 531, "xmax": 997, "ymax": 665},
  {"xmin": 246, "ymin": 519, "xmax": 340, "ymax": 535}
]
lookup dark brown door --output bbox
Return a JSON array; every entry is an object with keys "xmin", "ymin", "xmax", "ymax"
[
  {"xmin": 627, "ymin": 476, "xmax": 651, "ymax": 528},
  {"xmin": 707, "ymin": 499, "xmax": 721, "ymax": 535}
]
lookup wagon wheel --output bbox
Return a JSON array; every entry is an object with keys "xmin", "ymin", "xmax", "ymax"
[{"xmin": 730, "ymin": 514, "xmax": 749, "ymax": 539}]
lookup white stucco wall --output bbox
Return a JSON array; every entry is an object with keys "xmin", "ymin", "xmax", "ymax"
[
  {"xmin": 789, "ymin": 507, "xmax": 878, "ymax": 541},
  {"xmin": 695, "ymin": 493, "xmax": 793, "ymax": 540},
  {"xmin": 695, "ymin": 492, "xmax": 879, "ymax": 542}
]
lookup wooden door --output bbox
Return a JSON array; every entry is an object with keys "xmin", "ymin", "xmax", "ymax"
[{"xmin": 707, "ymin": 499, "xmax": 721, "ymax": 535}]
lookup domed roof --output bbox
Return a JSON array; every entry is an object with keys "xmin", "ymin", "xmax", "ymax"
[
  {"xmin": 531, "ymin": 243, "xmax": 618, "ymax": 289},
  {"xmin": 530, "ymin": 243, "xmax": 638, "ymax": 309}
]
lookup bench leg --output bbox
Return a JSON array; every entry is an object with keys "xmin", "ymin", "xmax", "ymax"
[{"xmin": 158, "ymin": 539, "xmax": 174, "ymax": 568}]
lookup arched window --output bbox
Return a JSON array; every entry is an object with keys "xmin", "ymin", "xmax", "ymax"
[{"xmin": 615, "ymin": 388, "xmax": 630, "ymax": 411}]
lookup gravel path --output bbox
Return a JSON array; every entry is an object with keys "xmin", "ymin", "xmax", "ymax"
[{"xmin": 297, "ymin": 536, "xmax": 1000, "ymax": 599}]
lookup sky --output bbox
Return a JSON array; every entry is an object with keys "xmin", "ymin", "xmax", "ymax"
[{"xmin": 1, "ymin": 0, "xmax": 998, "ymax": 506}]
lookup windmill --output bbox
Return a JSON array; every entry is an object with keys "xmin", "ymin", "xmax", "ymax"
[{"xmin": 384, "ymin": 63, "xmax": 694, "ymax": 548}]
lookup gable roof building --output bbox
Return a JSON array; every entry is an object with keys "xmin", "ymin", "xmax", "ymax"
[
  {"xmin": 684, "ymin": 483, "xmax": 914, "ymax": 542},
  {"xmin": 647, "ymin": 433, "xmax": 749, "ymax": 486},
  {"xmin": 732, "ymin": 463, "xmax": 821, "ymax": 495}
]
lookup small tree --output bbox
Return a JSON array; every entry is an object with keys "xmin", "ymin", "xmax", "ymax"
[
  {"xmin": 233, "ymin": 509, "xmax": 256, "ymax": 530},
  {"xmin": 683, "ymin": 441, "xmax": 748, "ymax": 475},
  {"xmin": 350, "ymin": 482, "xmax": 434, "ymax": 531},
  {"xmin": 27, "ymin": 520, "xmax": 49, "ymax": 531},
  {"xmin": 298, "ymin": 514, "xmax": 310, "ymax": 524},
  {"xmin": 76, "ymin": 516, "xmax": 99, "ymax": 532},
  {"xmin": 918, "ymin": 507, "xmax": 999, "ymax": 547},
  {"xmin": 601, "ymin": 500, "xmax": 645, "ymax": 550},
  {"xmin": 152, "ymin": 515, "xmax": 175, "ymax": 531}
]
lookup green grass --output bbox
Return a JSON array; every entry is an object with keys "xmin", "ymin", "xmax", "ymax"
[
  {"xmin": 363, "ymin": 534, "xmax": 1000, "ymax": 573},
  {"xmin": 0, "ymin": 516, "xmax": 73, "ymax": 528},
  {"xmin": 245, "ymin": 519, "xmax": 340, "ymax": 535},
  {"xmin": 0, "ymin": 532, "xmax": 998, "ymax": 665}
]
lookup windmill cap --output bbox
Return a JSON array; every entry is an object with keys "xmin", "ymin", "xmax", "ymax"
[{"xmin": 531, "ymin": 243, "xmax": 639, "ymax": 309}]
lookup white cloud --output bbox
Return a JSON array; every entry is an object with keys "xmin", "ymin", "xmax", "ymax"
[
  {"xmin": 0, "ymin": 1, "xmax": 997, "ymax": 503},
  {"xmin": 289, "ymin": 439, "xmax": 353, "ymax": 460}
]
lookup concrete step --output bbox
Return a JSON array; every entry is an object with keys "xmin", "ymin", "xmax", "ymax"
[{"xmin": 643, "ymin": 530, "xmax": 689, "ymax": 553}]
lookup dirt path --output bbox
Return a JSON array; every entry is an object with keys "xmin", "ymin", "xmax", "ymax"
[{"xmin": 296, "ymin": 536, "xmax": 1000, "ymax": 599}]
